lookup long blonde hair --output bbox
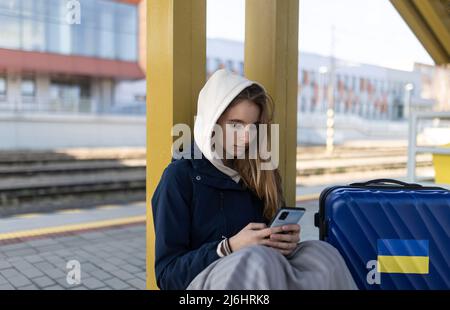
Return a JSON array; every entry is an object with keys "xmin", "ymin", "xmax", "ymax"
[{"xmin": 226, "ymin": 84, "xmax": 285, "ymax": 220}]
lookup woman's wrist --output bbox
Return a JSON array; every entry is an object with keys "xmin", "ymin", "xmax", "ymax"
[
  {"xmin": 216, "ymin": 237, "xmax": 234, "ymax": 257},
  {"xmin": 224, "ymin": 238, "xmax": 233, "ymax": 254},
  {"xmin": 216, "ymin": 240, "xmax": 226, "ymax": 257},
  {"xmin": 228, "ymin": 236, "xmax": 236, "ymax": 252}
]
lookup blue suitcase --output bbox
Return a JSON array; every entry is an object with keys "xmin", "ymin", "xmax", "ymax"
[{"xmin": 314, "ymin": 179, "xmax": 450, "ymax": 290}]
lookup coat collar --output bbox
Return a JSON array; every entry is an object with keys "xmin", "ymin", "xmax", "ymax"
[
  {"xmin": 191, "ymin": 156, "xmax": 246, "ymax": 191},
  {"xmin": 172, "ymin": 142, "xmax": 246, "ymax": 191}
]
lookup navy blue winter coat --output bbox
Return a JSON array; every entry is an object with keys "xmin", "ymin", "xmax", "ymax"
[{"xmin": 151, "ymin": 152, "xmax": 268, "ymax": 290}]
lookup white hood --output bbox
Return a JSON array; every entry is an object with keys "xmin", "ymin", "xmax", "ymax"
[{"xmin": 194, "ymin": 69, "xmax": 261, "ymax": 183}]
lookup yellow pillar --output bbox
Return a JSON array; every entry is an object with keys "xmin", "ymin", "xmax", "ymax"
[
  {"xmin": 244, "ymin": 0, "xmax": 299, "ymax": 207},
  {"xmin": 146, "ymin": 0, "xmax": 206, "ymax": 290}
]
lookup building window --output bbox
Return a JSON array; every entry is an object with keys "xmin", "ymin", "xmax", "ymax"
[
  {"xmin": 115, "ymin": 2, "xmax": 138, "ymax": 61},
  {"xmin": 0, "ymin": 0, "xmax": 138, "ymax": 61},
  {"xmin": 1, "ymin": 15, "xmax": 21, "ymax": 49},
  {"xmin": 239, "ymin": 61, "xmax": 244, "ymax": 75},
  {"xmin": 302, "ymin": 70, "xmax": 308, "ymax": 85},
  {"xmin": 226, "ymin": 60, "xmax": 234, "ymax": 71},
  {"xmin": 21, "ymin": 78, "xmax": 36, "ymax": 98},
  {"xmin": 50, "ymin": 79, "xmax": 91, "ymax": 99},
  {"xmin": 215, "ymin": 58, "xmax": 224, "ymax": 70},
  {"xmin": 310, "ymin": 71, "xmax": 316, "ymax": 87},
  {"xmin": 301, "ymin": 97, "xmax": 306, "ymax": 112},
  {"xmin": 0, "ymin": 76, "xmax": 6, "ymax": 96}
]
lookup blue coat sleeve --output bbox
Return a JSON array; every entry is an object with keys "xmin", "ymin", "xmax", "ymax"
[{"xmin": 151, "ymin": 161, "xmax": 221, "ymax": 290}]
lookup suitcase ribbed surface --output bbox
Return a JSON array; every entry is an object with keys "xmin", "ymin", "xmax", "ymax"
[{"xmin": 319, "ymin": 186, "xmax": 450, "ymax": 290}]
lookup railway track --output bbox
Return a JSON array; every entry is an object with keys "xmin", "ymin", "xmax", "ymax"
[
  {"xmin": 0, "ymin": 145, "xmax": 436, "ymax": 215},
  {"xmin": 0, "ymin": 149, "xmax": 147, "ymax": 216}
]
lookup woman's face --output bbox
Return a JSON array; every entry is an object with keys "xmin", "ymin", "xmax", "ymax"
[{"xmin": 216, "ymin": 99, "xmax": 261, "ymax": 158}]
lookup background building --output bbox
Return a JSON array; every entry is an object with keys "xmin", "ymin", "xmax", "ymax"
[
  {"xmin": 0, "ymin": 0, "xmax": 145, "ymax": 114},
  {"xmin": 0, "ymin": 2, "xmax": 447, "ymax": 149},
  {"xmin": 207, "ymin": 38, "xmax": 442, "ymax": 120},
  {"xmin": 0, "ymin": 0, "xmax": 147, "ymax": 149},
  {"xmin": 206, "ymin": 38, "xmax": 448, "ymax": 145}
]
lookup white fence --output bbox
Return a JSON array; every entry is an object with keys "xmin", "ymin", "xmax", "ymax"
[{"xmin": 407, "ymin": 111, "xmax": 450, "ymax": 183}]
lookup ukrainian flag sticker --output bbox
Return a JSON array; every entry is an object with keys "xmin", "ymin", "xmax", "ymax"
[{"xmin": 377, "ymin": 239, "xmax": 429, "ymax": 274}]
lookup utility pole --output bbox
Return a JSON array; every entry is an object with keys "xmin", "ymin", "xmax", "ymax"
[
  {"xmin": 404, "ymin": 83, "xmax": 414, "ymax": 119},
  {"xmin": 326, "ymin": 25, "xmax": 336, "ymax": 154}
]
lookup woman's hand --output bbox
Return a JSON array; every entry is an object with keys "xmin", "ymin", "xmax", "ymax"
[
  {"xmin": 266, "ymin": 224, "xmax": 301, "ymax": 256},
  {"xmin": 228, "ymin": 222, "xmax": 284, "ymax": 252}
]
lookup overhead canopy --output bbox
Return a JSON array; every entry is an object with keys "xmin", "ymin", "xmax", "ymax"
[
  {"xmin": 0, "ymin": 48, "xmax": 144, "ymax": 80},
  {"xmin": 390, "ymin": 0, "xmax": 450, "ymax": 65}
]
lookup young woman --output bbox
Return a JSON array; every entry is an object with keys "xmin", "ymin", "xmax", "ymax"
[{"xmin": 151, "ymin": 69, "xmax": 356, "ymax": 290}]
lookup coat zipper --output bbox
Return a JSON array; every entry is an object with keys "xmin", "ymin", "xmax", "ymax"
[{"xmin": 219, "ymin": 191, "xmax": 227, "ymax": 237}]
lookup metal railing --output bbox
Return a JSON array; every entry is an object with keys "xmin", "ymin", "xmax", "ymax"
[
  {"xmin": 0, "ymin": 99, "xmax": 146, "ymax": 116},
  {"xmin": 0, "ymin": 98, "xmax": 96, "ymax": 114},
  {"xmin": 407, "ymin": 111, "xmax": 450, "ymax": 183}
]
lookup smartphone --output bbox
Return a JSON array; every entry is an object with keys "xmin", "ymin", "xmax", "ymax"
[{"xmin": 269, "ymin": 207, "xmax": 306, "ymax": 229}]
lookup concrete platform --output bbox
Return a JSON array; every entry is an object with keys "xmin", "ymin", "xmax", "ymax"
[
  {"xmin": 0, "ymin": 202, "xmax": 146, "ymax": 290},
  {"xmin": 0, "ymin": 224, "xmax": 146, "ymax": 290}
]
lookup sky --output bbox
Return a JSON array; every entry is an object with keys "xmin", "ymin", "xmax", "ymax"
[{"xmin": 206, "ymin": 0, "xmax": 434, "ymax": 71}]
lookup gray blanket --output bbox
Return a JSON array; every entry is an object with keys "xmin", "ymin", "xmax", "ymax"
[{"xmin": 187, "ymin": 240, "xmax": 358, "ymax": 290}]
